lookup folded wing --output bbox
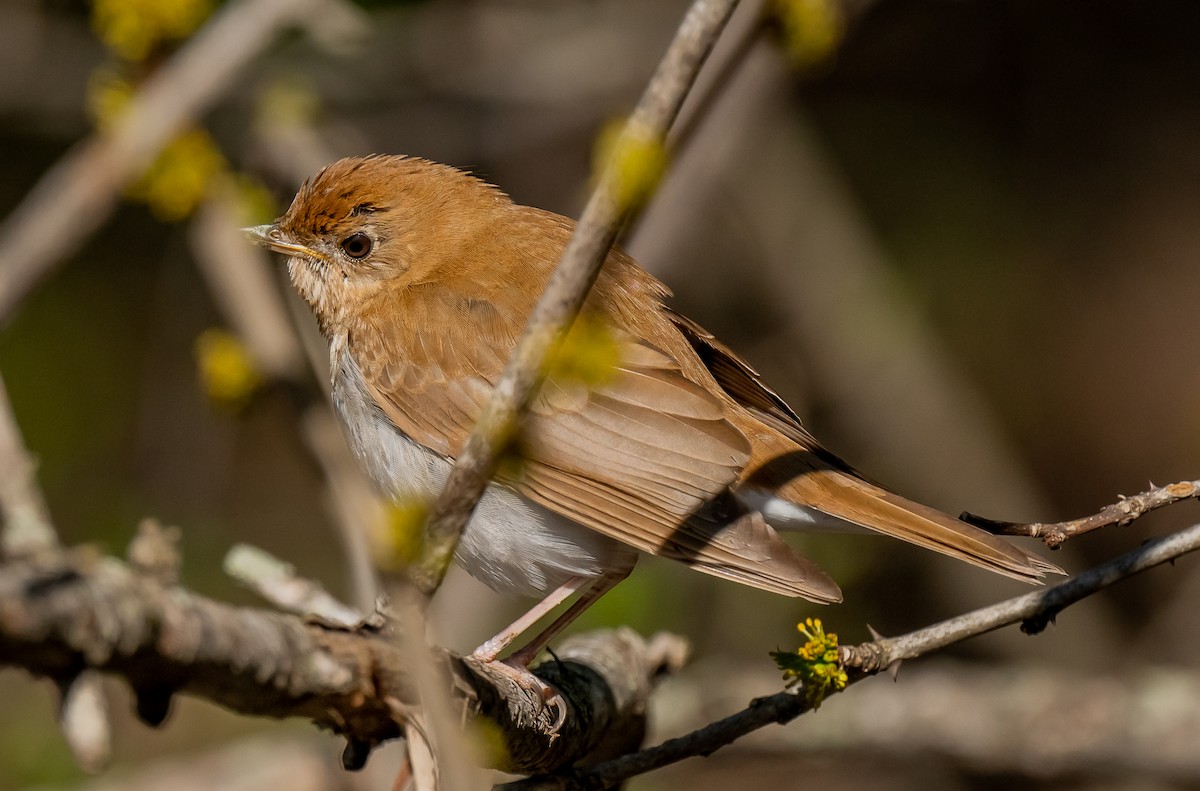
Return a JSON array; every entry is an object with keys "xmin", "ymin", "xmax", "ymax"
[{"xmin": 351, "ymin": 287, "xmax": 842, "ymax": 602}]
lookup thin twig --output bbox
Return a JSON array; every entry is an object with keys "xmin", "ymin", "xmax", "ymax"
[
  {"xmin": 0, "ymin": 0, "xmax": 323, "ymax": 324},
  {"xmin": 962, "ymin": 480, "xmax": 1200, "ymax": 549},
  {"xmin": 412, "ymin": 0, "xmax": 743, "ymax": 596},
  {"xmin": 224, "ymin": 543, "xmax": 367, "ymax": 627},
  {"xmin": 854, "ymin": 520, "xmax": 1200, "ymax": 667},
  {"xmin": 525, "ymin": 520, "xmax": 1200, "ymax": 790}
]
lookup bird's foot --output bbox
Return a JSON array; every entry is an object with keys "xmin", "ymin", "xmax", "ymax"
[{"xmin": 470, "ymin": 650, "xmax": 568, "ymax": 734}]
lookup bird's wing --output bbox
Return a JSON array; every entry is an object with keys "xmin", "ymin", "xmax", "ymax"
[
  {"xmin": 351, "ymin": 287, "xmax": 841, "ymax": 602},
  {"xmin": 666, "ymin": 309, "xmax": 1062, "ymax": 582},
  {"xmin": 665, "ymin": 308, "xmax": 850, "ymax": 467}
]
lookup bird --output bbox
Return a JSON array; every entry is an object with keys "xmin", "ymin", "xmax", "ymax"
[{"xmin": 246, "ymin": 154, "xmax": 1059, "ymax": 688}]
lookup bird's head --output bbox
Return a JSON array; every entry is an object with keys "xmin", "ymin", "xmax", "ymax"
[{"xmin": 245, "ymin": 155, "xmax": 510, "ymax": 333}]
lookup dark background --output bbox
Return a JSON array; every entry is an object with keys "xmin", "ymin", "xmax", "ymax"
[{"xmin": 1, "ymin": 0, "xmax": 1198, "ymax": 788}]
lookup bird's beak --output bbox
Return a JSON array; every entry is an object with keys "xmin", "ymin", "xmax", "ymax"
[{"xmin": 242, "ymin": 223, "xmax": 318, "ymax": 258}]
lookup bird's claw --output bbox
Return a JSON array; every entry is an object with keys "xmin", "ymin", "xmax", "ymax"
[{"xmin": 483, "ymin": 657, "xmax": 569, "ymax": 734}]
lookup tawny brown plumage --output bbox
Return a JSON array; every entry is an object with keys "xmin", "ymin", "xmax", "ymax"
[{"xmin": 249, "ymin": 155, "xmax": 1058, "ymax": 665}]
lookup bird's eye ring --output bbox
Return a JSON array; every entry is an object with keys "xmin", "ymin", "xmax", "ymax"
[{"xmin": 341, "ymin": 232, "xmax": 373, "ymax": 259}]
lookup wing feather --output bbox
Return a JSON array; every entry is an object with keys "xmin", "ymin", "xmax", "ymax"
[{"xmin": 350, "ymin": 286, "xmax": 838, "ymax": 600}]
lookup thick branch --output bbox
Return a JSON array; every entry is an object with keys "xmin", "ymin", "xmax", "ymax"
[
  {"xmin": 413, "ymin": 0, "xmax": 742, "ymax": 595},
  {"xmin": 0, "ymin": 547, "xmax": 681, "ymax": 775}
]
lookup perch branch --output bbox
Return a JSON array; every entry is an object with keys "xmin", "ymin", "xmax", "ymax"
[
  {"xmin": 0, "ymin": 544, "xmax": 683, "ymax": 776},
  {"xmin": 962, "ymin": 480, "xmax": 1200, "ymax": 549},
  {"xmin": 412, "ymin": 0, "xmax": 742, "ymax": 595}
]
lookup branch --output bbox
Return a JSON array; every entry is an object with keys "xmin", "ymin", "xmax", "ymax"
[
  {"xmin": 0, "ymin": 0, "xmax": 324, "ymax": 324},
  {"xmin": 224, "ymin": 543, "xmax": 368, "ymax": 627},
  {"xmin": 962, "ymin": 480, "xmax": 1200, "ymax": 548},
  {"xmin": 189, "ymin": 184, "xmax": 382, "ymax": 611},
  {"xmin": 847, "ymin": 520, "xmax": 1200, "ymax": 668},
  {"xmin": 0, "ymin": 544, "xmax": 685, "ymax": 776},
  {"xmin": 0, "ymin": 372, "xmax": 56, "ymax": 556},
  {"xmin": 0, "ymin": 371, "xmax": 116, "ymax": 770},
  {"xmin": 511, "ymin": 520, "xmax": 1200, "ymax": 790},
  {"xmin": 631, "ymin": 659, "xmax": 1200, "ymax": 782},
  {"xmin": 412, "ymin": 0, "xmax": 742, "ymax": 595}
]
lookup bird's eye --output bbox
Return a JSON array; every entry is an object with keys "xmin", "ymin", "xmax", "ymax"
[{"xmin": 340, "ymin": 232, "xmax": 373, "ymax": 259}]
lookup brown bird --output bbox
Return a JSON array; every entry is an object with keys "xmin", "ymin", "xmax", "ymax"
[{"xmin": 247, "ymin": 155, "xmax": 1058, "ymax": 685}]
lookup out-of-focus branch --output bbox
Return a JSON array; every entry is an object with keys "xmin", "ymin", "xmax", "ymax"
[
  {"xmin": 189, "ymin": 185, "xmax": 381, "ymax": 611},
  {"xmin": 189, "ymin": 185, "xmax": 307, "ymax": 380},
  {"xmin": 0, "ymin": 371, "xmax": 56, "ymax": 556},
  {"xmin": 511, "ymin": 520, "xmax": 1200, "ymax": 790},
  {"xmin": 0, "ymin": 0, "xmax": 328, "ymax": 324},
  {"xmin": 0, "ymin": 543, "xmax": 684, "ymax": 775},
  {"xmin": 413, "ymin": 0, "xmax": 743, "ymax": 596},
  {"xmin": 632, "ymin": 37, "xmax": 1050, "ymax": 526},
  {"xmin": 962, "ymin": 480, "xmax": 1200, "ymax": 549},
  {"xmin": 0, "ymin": 371, "xmax": 113, "ymax": 771},
  {"xmin": 224, "ymin": 543, "xmax": 368, "ymax": 627}
]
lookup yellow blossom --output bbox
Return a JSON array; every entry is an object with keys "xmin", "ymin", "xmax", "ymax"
[
  {"xmin": 546, "ymin": 315, "xmax": 622, "ymax": 391},
  {"xmin": 195, "ymin": 328, "xmax": 263, "ymax": 411},
  {"xmin": 92, "ymin": 0, "xmax": 215, "ymax": 62},
  {"xmin": 85, "ymin": 69, "xmax": 135, "ymax": 131},
  {"xmin": 773, "ymin": 0, "xmax": 844, "ymax": 69},
  {"xmin": 593, "ymin": 117, "xmax": 667, "ymax": 212},
  {"xmin": 231, "ymin": 173, "xmax": 279, "ymax": 227},
  {"xmin": 771, "ymin": 617, "xmax": 848, "ymax": 709},
  {"xmin": 375, "ymin": 497, "xmax": 430, "ymax": 570},
  {"xmin": 127, "ymin": 128, "xmax": 227, "ymax": 222},
  {"xmin": 86, "ymin": 70, "xmax": 227, "ymax": 221}
]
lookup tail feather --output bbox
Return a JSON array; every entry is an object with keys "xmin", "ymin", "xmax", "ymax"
[{"xmin": 769, "ymin": 467, "xmax": 1063, "ymax": 583}]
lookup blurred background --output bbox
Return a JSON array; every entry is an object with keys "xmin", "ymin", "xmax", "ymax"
[{"xmin": 2, "ymin": 0, "xmax": 1200, "ymax": 788}]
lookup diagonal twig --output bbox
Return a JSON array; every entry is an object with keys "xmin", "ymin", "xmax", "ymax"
[
  {"xmin": 412, "ymin": 0, "xmax": 743, "ymax": 596},
  {"xmin": 0, "ymin": 0, "xmax": 326, "ymax": 324}
]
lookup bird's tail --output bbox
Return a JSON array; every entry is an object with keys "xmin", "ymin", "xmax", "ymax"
[{"xmin": 745, "ymin": 461, "xmax": 1062, "ymax": 583}]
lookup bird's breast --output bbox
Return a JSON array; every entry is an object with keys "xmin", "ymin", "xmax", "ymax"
[{"xmin": 329, "ymin": 339, "xmax": 635, "ymax": 596}]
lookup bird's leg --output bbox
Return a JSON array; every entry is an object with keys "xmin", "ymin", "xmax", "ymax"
[
  {"xmin": 470, "ymin": 570, "xmax": 630, "ymax": 733},
  {"xmin": 506, "ymin": 570, "xmax": 628, "ymax": 667},
  {"xmin": 472, "ymin": 575, "xmax": 590, "ymax": 662}
]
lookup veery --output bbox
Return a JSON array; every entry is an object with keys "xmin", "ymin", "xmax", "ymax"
[{"xmin": 247, "ymin": 155, "xmax": 1058, "ymax": 687}]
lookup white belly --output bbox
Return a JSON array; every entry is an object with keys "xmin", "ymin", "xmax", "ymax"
[{"xmin": 330, "ymin": 341, "xmax": 635, "ymax": 597}]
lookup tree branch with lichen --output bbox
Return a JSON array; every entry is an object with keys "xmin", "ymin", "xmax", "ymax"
[{"xmin": 0, "ymin": 538, "xmax": 686, "ymax": 776}]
